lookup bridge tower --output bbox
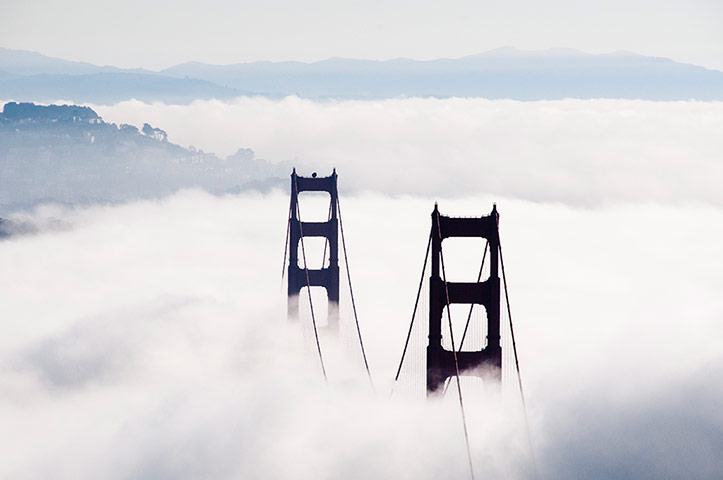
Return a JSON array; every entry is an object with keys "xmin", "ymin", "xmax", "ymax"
[
  {"xmin": 427, "ymin": 204, "xmax": 501, "ymax": 395},
  {"xmin": 287, "ymin": 169, "xmax": 340, "ymax": 331}
]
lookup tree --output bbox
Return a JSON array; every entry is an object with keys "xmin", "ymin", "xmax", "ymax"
[{"xmin": 141, "ymin": 123, "xmax": 168, "ymax": 142}]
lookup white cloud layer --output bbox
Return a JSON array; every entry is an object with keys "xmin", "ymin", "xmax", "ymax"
[
  {"xmin": 3, "ymin": 98, "xmax": 723, "ymax": 478},
  {"xmin": 94, "ymin": 97, "xmax": 723, "ymax": 206},
  {"xmin": 2, "ymin": 190, "xmax": 722, "ymax": 479}
]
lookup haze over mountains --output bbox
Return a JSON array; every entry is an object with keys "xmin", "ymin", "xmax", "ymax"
[
  {"xmin": 0, "ymin": 101, "xmax": 288, "ymax": 216},
  {"xmin": 2, "ymin": 47, "xmax": 723, "ymax": 104}
]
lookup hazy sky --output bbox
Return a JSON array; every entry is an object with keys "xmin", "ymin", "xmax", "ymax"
[{"xmin": 2, "ymin": 0, "xmax": 723, "ymax": 70}]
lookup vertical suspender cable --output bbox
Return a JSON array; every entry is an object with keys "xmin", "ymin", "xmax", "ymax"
[
  {"xmin": 390, "ymin": 230, "xmax": 432, "ymax": 398},
  {"xmin": 337, "ymin": 195, "xmax": 375, "ymax": 392},
  {"xmin": 499, "ymin": 237, "xmax": 537, "ymax": 477},
  {"xmin": 281, "ymin": 196, "xmax": 293, "ymax": 282},
  {"xmin": 436, "ymin": 211, "xmax": 476, "ymax": 480},
  {"xmin": 294, "ymin": 175, "xmax": 328, "ymax": 383}
]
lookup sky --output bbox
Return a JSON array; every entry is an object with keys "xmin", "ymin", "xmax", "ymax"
[{"xmin": 1, "ymin": 0, "xmax": 723, "ymax": 70}]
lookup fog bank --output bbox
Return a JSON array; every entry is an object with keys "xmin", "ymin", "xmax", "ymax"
[
  {"xmin": 95, "ymin": 97, "xmax": 723, "ymax": 205},
  {"xmin": 2, "ymin": 191, "xmax": 722, "ymax": 479}
]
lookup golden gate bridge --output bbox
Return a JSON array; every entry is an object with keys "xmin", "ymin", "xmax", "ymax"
[{"xmin": 282, "ymin": 169, "xmax": 535, "ymax": 479}]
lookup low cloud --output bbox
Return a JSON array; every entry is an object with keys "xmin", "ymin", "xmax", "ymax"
[
  {"xmin": 94, "ymin": 97, "xmax": 723, "ymax": 205},
  {"xmin": 3, "ymin": 96, "xmax": 722, "ymax": 478},
  {"xmin": 1, "ymin": 190, "xmax": 722, "ymax": 478}
]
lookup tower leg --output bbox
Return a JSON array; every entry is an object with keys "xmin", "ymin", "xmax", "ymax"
[
  {"xmin": 288, "ymin": 293, "xmax": 299, "ymax": 320},
  {"xmin": 327, "ymin": 300, "xmax": 339, "ymax": 332}
]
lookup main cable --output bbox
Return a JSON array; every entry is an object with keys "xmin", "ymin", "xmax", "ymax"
[
  {"xmin": 337, "ymin": 195, "xmax": 375, "ymax": 392},
  {"xmin": 436, "ymin": 211, "xmax": 476, "ymax": 480},
  {"xmin": 294, "ymin": 175, "xmax": 328, "ymax": 383},
  {"xmin": 498, "ymin": 236, "xmax": 537, "ymax": 478},
  {"xmin": 281, "ymin": 195, "xmax": 293, "ymax": 283},
  {"xmin": 390, "ymin": 230, "xmax": 432, "ymax": 398},
  {"xmin": 457, "ymin": 240, "xmax": 489, "ymax": 350}
]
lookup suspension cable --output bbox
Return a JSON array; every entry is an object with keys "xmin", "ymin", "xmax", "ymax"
[
  {"xmin": 337, "ymin": 195, "xmax": 375, "ymax": 392},
  {"xmin": 293, "ymin": 175, "xmax": 328, "ymax": 383},
  {"xmin": 390, "ymin": 230, "xmax": 432, "ymax": 398},
  {"xmin": 281, "ymin": 195, "xmax": 293, "ymax": 283},
  {"xmin": 457, "ymin": 240, "xmax": 489, "ymax": 350},
  {"xmin": 499, "ymin": 236, "xmax": 537, "ymax": 477},
  {"xmin": 436, "ymin": 211, "xmax": 475, "ymax": 480}
]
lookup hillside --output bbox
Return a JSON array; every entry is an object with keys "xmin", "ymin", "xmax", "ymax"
[{"xmin": 0, "ymin": 102, "xmax": 288, "ymax": 214}]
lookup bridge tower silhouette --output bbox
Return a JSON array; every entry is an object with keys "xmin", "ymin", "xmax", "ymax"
[
  {"xmin": 427, "ymin": 204, "xmax": 501, "ymax": 395},
  {"xmin": 287, "ymin": 169, "xmax": 340, "ymax": 331},
  {"xmin": 390, "ymin": 203, "xmax": 534, "ymax": 478}
]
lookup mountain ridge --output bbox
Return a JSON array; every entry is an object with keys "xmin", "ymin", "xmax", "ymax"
[
  {"xmin": 2, "ymin": 46, "xmax": 722, "ymax": 103},
  {"xmin": 3, "ymin": 46, "xmax": 719, "ymax": 74}
]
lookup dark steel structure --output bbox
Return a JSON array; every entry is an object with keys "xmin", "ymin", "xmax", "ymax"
[
  {"xmin": 287, "ymin": 169, "xmax": 340, "ymax": 330},
  {"xmin": 427, "ymin": 204, "xmax": 502, "ymax": 395}
]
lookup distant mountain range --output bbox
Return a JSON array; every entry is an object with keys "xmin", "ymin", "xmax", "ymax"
[
  {"xmin": 0, "ymin": 48, "xmax": 255, "ymax": 103},
  {"xmin": 2, "ymin": 47, "xmax": 723, "ymax": 104}
]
